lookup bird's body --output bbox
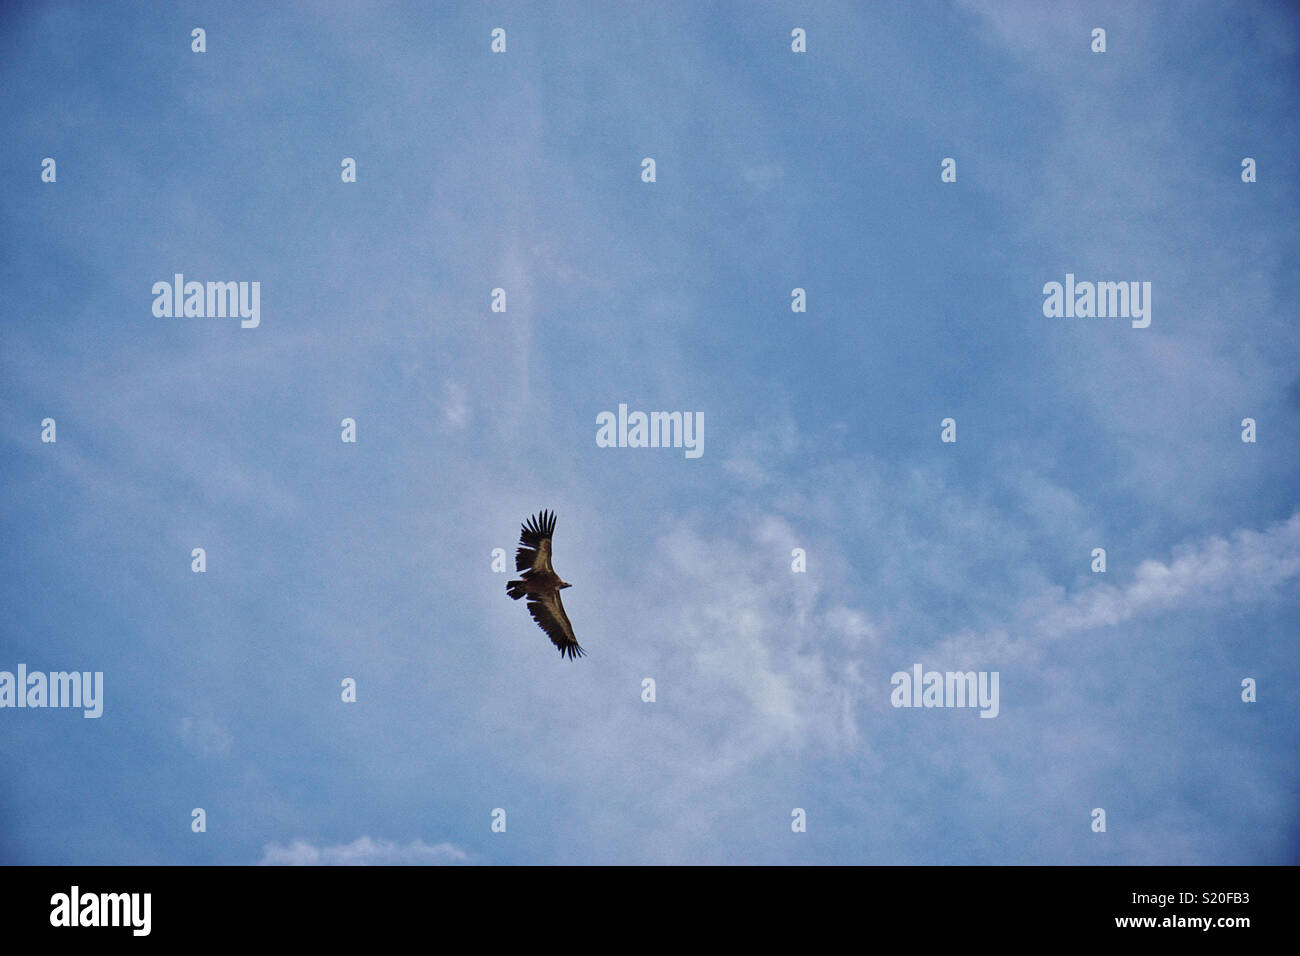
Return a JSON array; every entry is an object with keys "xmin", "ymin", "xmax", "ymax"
[{"xmin": 506, "ymin": 510, "xmax": 585, "ymax": 660}]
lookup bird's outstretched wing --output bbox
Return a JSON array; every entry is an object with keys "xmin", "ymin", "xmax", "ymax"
[
  {"xmin": 515, "ymin": 509, "xmax": 557, "ymax": 575},
  {"xmin": 527, "ymin": 590, "xmax": 584, "ymax": 660}
]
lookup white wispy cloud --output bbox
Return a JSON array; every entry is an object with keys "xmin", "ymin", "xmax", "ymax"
[
  {"xmin": 440, "ymin": 380, "xmax": 471, "ymax": 431},
  {"xmin": 932, "ymin": 511, "xmax": 1300, "ymax": 663},
  {"xmin": 178, "ymin": 716, "xmax": 233, "ymax": 758},
  {"xmin": 1027, "ymin": 512, "xmax": 1300, "ymax": 639},
  {"xmin": 258, "ymin": 836, "xmax": 470, "ymax": 866}
]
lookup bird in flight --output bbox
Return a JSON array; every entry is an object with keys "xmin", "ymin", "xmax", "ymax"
[{"xmin": 506, "ymin": 510, "xmax": 585, "ymax": 660}]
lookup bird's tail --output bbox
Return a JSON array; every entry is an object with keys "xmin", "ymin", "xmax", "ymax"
[{"xmin": 506, "ymin": 580, "xmax": 527, "ymax": 600}]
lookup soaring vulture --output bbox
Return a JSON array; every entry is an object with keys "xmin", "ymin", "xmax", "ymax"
[{"xmin": 506, "ymin": 510, "xmax": 585, "ymax": 660}]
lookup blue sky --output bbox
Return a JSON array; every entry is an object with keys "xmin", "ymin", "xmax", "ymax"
[{"xmin": 1, "ymin": 0, "xmax": 1298, "ymax": 865}]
